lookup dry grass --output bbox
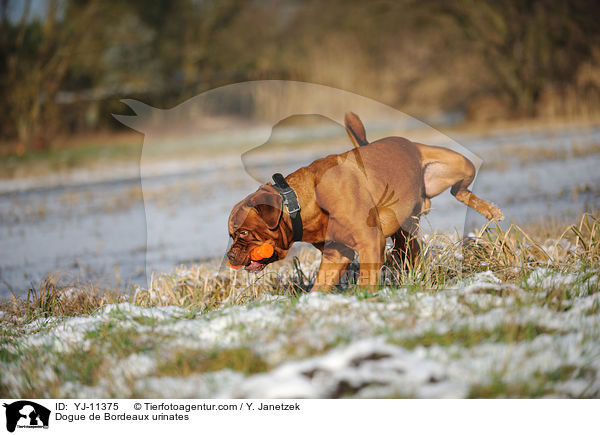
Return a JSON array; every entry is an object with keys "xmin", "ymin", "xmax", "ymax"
[
  {"xmin": 1, "ymin": 213, "xmax": 598, "ymax": 325},
  {"xmin": 459, "ymin": 214, "xmax": 599, "ymax": 280},
  {"xmin": 133, "ymin": 253, "xmax": 320, "ymax": 311},
  {"xmin": 0, "ymin": 276, "xmax": 125, "ymax": 326}
]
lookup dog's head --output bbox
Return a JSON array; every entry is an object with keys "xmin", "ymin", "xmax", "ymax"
[{"xmin": 227, "ymin": 185, "xmax": 290, "ymax": 272}]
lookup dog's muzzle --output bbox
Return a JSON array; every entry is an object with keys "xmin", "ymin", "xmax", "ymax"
[{"xmin": 227, "ymin": 245, "xmax": 275, "ymax": 272}]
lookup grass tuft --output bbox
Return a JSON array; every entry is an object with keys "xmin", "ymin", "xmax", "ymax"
[
  {"xmin": 0, "ymin": 276, "xmax": 125, "ymax": 326},
  {"xmin": 158, "ymin": 348, "xmax": 269, "ymax": 377}
]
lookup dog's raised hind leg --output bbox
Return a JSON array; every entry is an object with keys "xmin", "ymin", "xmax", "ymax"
[
  {"xmin": 451, "ymin": 184, "xmax": 504, "ymax": 221},
  {"xmin": 417, "ymin": 143, "xmax": 504, "ymax": 221},
  {"xmin": 447, "ymin": 159, "xmax": 503, "ymax": 220}
]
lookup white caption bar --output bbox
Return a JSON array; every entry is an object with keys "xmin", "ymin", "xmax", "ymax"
[{"xmin": 0, "ymin": 399, "xmax": 596, "ymax": 435}]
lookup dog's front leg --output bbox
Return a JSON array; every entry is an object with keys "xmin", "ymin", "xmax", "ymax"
[
  {"xmin": 312, "ymin": 242, "xmax": 354, "ymax": 292},
  {"xmin": 354, "ymin": 234, "xmax": 386, "ymax": 291}
]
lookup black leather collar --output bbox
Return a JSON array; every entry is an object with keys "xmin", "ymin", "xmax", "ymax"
[{"xmin": 272, "ymin": 173, "xmax": 303, "ymax": 242}]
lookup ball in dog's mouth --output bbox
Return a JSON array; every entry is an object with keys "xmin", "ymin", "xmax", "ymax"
[{"xmin": 243, "ymin": 250, "xmax": 277, "ymax": 272}]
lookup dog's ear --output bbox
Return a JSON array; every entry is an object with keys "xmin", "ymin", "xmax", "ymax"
[{"xmin": 247, "ymin": 187, "xmax": 283, "ymax": 230}]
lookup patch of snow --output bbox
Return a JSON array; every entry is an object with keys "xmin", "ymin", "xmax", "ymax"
[
  {"xmin": 59, "ymin": 382, "xmax": 108, "ymax": 399},
  {"xmin": 135, "ymin": 370, "xmax": 245, "ymax": 399},
  {"xmin": 225, "ymin": 340, "xmax": 468, "ymax": 398},
  {"xmin": 99, "ymin": 302, "xmax": 190, "ymax": 321},
  {"xmin": 527, "ymin": 268, "xmax": 575, "ymax": 289},
  {"xmin": 424, "ymin": 330, "xmax": 600, "ymax": 397},
  {"xmin": 526, "ymin": 267, "xmax": 599, "ymax": 298}
]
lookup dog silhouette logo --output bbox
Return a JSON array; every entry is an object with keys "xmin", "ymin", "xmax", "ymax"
[
  {"xmin": 113, "ymin": 80, "xmax": 482, "ymax": 288},
  {"xmin": 3, "ymin": 401, "xmax": 50, "ymax": 432}
]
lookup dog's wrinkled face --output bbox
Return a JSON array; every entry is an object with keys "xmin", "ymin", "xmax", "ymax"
[{"xmin": 227, "ymin": 185, "xmax": 288, "ymax": 272}]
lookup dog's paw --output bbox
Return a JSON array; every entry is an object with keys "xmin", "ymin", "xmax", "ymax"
[{"xmin": 487, "ymin": 205, "xmax": 504, "ymax": 221}]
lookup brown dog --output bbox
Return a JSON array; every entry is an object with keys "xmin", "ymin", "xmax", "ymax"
[{"xmin": 227, "ymin": 113, "xmax": 503, "ymax": 291}]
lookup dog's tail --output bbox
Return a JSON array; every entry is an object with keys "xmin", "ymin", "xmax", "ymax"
[{"xmin": 344, "ymin": 112, "xmax": 368, "ymax": 148}]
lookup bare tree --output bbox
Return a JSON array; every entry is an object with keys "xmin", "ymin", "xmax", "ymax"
[
  {"xmin": 1, "ymin": 0, "xmax": 102, "ymax": 149},
  {"xmin": 441, "ymin": 0, "xmax": 600, "ymax": 116}
]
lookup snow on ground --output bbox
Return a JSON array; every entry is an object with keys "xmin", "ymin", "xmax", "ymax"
[
  {"xmin": 225, "ymin": 340, "xmax": 467, "ymax": 399},
  {"xmin": 1, "ymin": 267, "xmax": 599, "ymax": 398}
]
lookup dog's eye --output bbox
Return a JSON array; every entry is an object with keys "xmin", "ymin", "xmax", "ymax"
[{"xmin": 239, "ymin": 230, "xmax": 249, "ymax": 237}]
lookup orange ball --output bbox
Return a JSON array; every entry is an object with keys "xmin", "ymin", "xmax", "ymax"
[
  {"xmin": 251, "ymin": 243, "xmax": 274, "ymax": 261},
  {"xmin": 228, "ymin": 261, "xmax": 241, "ymax": 270}
]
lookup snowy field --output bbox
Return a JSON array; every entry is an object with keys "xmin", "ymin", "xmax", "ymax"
[{"xmin": 1, "ymin": 266, "xmax": 599, "ymax": 398}]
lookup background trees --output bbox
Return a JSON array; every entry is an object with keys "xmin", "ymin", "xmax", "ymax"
[{"xmin": 1, "ymin": 0, "xmax": 599, "ymax": 150}]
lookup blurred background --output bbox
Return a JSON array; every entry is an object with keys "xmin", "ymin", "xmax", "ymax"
[
  {"xmin": 1, "ymin": 0, "xmax": 599, "ymax": 295},
  {"xmin": 2, "ymin": 0, "xmax": 600, "ymax": 150}
]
